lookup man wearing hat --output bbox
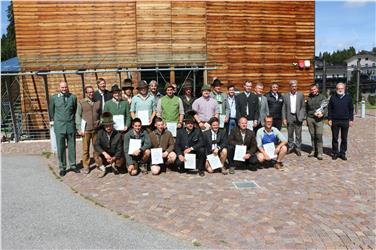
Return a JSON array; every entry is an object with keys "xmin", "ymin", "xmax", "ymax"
[
  {"xmin": 49, "ymin": 81, "xmax": 79, "ymax": 177},
  {"xmin": 210, "ymin": 79, "xmax": 229, "ymax": 128},
  {"xmin": 175, "ymin": 112, "xmax": 206, "ymax": 176},
  {"xmin": 103, "ymin": 84, "xmax": 131, "ymax": 133},
  {"xmin": 130, "ymin": 80, "xmax": 156, "ymax": 127},
  {"xmin": 94, "ymin": 112, "xmax": 124, "ymax": 178},
  {"xmin": 180, "ymin": 78, "xmax": 196, "ymax": 113},
  {"xmin": 122, "ymin": 78, "xmax": 134, "ymax": 105},
  {"xmin": 76, "ymin": 85, "xmax": 101, "ymax": 174},
  {"xmin": 123, "ymin": 118, "xmax": 152, "ymax": 175},
  {"xmin": 192, "ymin": 84, "xmax": 219, "ymax": 131},
  {"xmin": 156, "ymin": 83, "xmax": 184, "ymax": 128}
]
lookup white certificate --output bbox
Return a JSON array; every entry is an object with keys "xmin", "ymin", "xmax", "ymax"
[
  {"xmin": 128, "ymin": 139, "xmax": 142, "ymax": 155},
  {"xmin": 151, "ymin": 148, "xmax": 164, "ymax": 165},
  {"xmin": 263, "ymin": 142, "xmax": 277, "ymax": 159},
  {"xmin": 184, "ymin": 153, "xmax": 196, "ymax": 169},
  {"xmin": 207, "ymin": 154, "xmax": 222, "ymax": 170},
  {"xmin": 166, "ymin": 122, "xmax": 177, "ymax": 137},
  {"xmin": 247, "ymin": 121, "xmax": 254, "ymax": 131},
  {"xmin": 137, "ymin": 110, "xmax": 149, "ymax": 126},
  {"xmin": 49, "ymin": 127, "xmax": 57, "ymax": 153},
  {"xmin": 80, "ymin": 119, "xmax": 86, "ymax": 133},
  {"xmin": 219, "ymin": 115, "xmax": 226, "ymax": 128},
  {"xmin": 234, "ymin": 145, "xmax": 247, "ymax": 162},
  {"xmin": 113, "ymin": 115, "xmax": 124, "ymax": 131}
]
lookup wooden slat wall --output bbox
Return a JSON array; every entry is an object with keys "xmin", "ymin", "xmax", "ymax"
[{"xmin": 206, "ymin": 1, "xmax": 314, "ymax": 93}]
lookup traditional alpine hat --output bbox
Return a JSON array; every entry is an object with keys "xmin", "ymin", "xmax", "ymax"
[{"xmin": 101, "ymin": 112, "xmax": 114, "ymax": 125}]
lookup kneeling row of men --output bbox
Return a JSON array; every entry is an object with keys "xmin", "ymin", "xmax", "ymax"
[{"xmin": 94, "ymin": 111, "xmax": 287, "ymax": 178}]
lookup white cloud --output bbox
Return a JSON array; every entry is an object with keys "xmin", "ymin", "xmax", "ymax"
[{"xmin": 343, "ymin": 0, "xmax": 373, "ymax": 8}]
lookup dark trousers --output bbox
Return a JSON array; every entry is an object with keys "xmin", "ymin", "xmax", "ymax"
[
  {"xmin": 226, "ymin": 118, "xmax": 237, "ymax": 135},
  {"xmin": 331, "ymin": 120, "xmax": 349, "ymax": 156},
  {"xmin": 287, "ymin": 115, "xmax": 302, "ymax": 150},
  {"xmin": 228, "ymin": 145, "xmax": 258, "ymax": 168},
  {"xmin": 273, "ymin": 119, "xmax": 282, "ymax": 131},
  {"xmin": 176, "ymin": 148, "xmax": 205, "ymax": 171}
]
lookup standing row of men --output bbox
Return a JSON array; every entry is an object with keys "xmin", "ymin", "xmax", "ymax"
[{"xmin": 49, "ymin": 78, "xmax": 354, "ymax": 177}]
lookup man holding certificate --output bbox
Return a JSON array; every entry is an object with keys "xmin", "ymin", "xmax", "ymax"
[
  {"xmin": 227, "ymin": 117, "xmax": 258, "ymax": 174},
  {"xmin": 94, "ymin": 112, "xmax": 124, "ymax": 178},
  {"xmin": 130, "ymin": 80, "xmax": 156, "ymax": 130},
  {"xmin": 175, "ymin": 114, "xmax": 206, "ymax": 176},
  {"xmin": 256, "ymin": 116, "xmax": 288, "ymax": 170},
  {"xmin": 210, "ymin": 79, "xmax": 229, "ymax": 130},
  {"xmin": 203, "ymin": 117, "xmax": 228, "ymax": 175},
  {"xmin": 103, "ymin": 84, "xmax": 131, "ymax": 133},
  {"xmin": 123, "ymin": 118, "xmax": 152, "ymax": 175},
  {"xmin": 306, "ymin": 84, "xmax": 327, "ymax": 160},
  {"xmin": 76, "ymin": 86, "xmax": 101, "ymax": 174},
  {"xmin": 148, "ymin": 117, "xmax": 176, "ymax": 175},
  {"xmin": 156, "ymin": 83, "xmax": 184, "ymax": 130}
]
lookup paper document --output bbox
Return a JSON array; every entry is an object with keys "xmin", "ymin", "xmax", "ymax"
[
  {"xmin": 184, "ymin": 153, "xmax": 196, "ymax": 169},
  {"xmin": 234, "ymin": 145, "xmax": 247, "ymax": 161},
  {"xmin": 151, "ymin": 148, "xmax": 164, "ymax": 165},
  {"xmin": 128, "ymin": 139, "xmax": 142, "ymax": 155},
  {"xmin": 247, "ymin": 121, "xmax": 253, "ymax": 131},
  {"xmin": 80, "ymin": 119, "xmax": 86, "ymax": 133},
  {"xmin": 219, "ymin": 115, "xmax": 226, "ymax": 128},
  {"xmin": 137, "ymin": 110, "xmax": 149, "ymax": 126},
  {"xmin": 49, "ymin": 127, "xmax": 57, "ymax": 153},
  {"xmin": 207, "ymin": 154, "xmax": 222, "ymax": 170},
  {"xmin": 166, "ymin": 122, "xmax": 177, "ymax": 137},
  {"xmin": 263, "ymin": 142, "xmax": 277, "ymax": 159},
  {"xmin": 113, "ymin": 115, "xmax": 124, "ymax": 130}
]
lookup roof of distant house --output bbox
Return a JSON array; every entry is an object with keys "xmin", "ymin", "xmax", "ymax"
[
  {"xmin": 345, "ymin": 52, "xmax": 376, "ymax": 63},
  {"xmin": 1, "ymin": 57, "xmax": 20, "ymax": 73}
]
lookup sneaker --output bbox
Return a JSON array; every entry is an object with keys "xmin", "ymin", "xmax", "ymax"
[
  {"xmin": 98, "ymin": 165, "xmax": 107, "ymax": 178},
  {"xmin": 308, "ymin": 151, "xmax": 315, "ymax": 157},
  {"xmin": 140, "ymin": 164, "xmax": 148, "ymax": 175},
  {"xmin": 82, "ymin": 168, "xmax": 90, "ymax": 174},
  {"xmin": 317, "ymin": 154, "xmax": 323, "ymax": 160},
  {"xmin": 229, "ymin": 167, "xmax": 235, "ymax": 174},
  {"xmin": 221, "ymin": 167, "xmax": 228, "ymax": 175},
  {"xmin": 111, "ymin": 163, "xmax": 119, "ymax": 175}
]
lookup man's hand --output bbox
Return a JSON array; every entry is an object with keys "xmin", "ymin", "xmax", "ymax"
[
  {"xmin": 123, "ymin": 126, "xmax": 128, "ymax": 132},
  {"xmin": 162, "ymin": 151, "xmax": 169, "ymax": 158},
  {"xmin": 177, "ymin": 123, "xmax": 183, "ymax": 129},
  {"xmin": 148, "ymin": 118, "xmax": 153, "ymax": 125},
  {"xmin": 243, "ymin": 153, "xmax": 251, "ymax": 160},
  {"xmin": 213, "ymin": 148, "xmax": 219, "ymax": 155},
  {"xmin": 224, "ymin": 116, "xmax": 228, "ymax": 123},
  {"xmin": 199, "ymin": 121, "xmax": 205, "ymax": 130},
  {"xmin": 328, "ymin": 120, "xmax": 332, "ymax": 126},
  {"xmin": 253, "ymin": 120, "xmax": 257, "ymax": 127},
  {"xmin": 349, "ymin": 121, "xmax": 354, "ymax": 127},
  {"xmin": 79, "ymin": 131, "xmax": 85, "ymax": 136},
  {"xmin": 283, "ymin": 119, "xmax": 287, "ymax": 126},
  {"xmin": 184, "ymin": 148, "xmax": 192, "ymax": 155},
  {"xmin": 133, "ymin": 149, "xmax": 141, "ymax": 156},
  {"xmin": 103, "ymin": 152, "xmax": 112, "ymax": 163},
  {"xmin": 178, "ymin": 155, "xmax": 185, "ymax": 162}
]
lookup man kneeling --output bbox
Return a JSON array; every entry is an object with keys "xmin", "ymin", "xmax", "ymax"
[
  {"xmin": 148, "ymin": 117, "xmax": 176, "ymax": 175},
  {"xmin": 94, "ymin": 112, "xmax": 124, "ymax": 178},
  {"xmin": 124, "ymin": 118, "xmax": 151, "ymax": 175},
  {"xmin": 256, "ymin": 116, "xmax": 288, "ymax": 170}
]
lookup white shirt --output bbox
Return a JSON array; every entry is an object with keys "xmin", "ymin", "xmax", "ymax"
[
  {"xmin": 227, "ymin": 96, "xmax": 236, "ymax": 118},
  {"xmin": 211, "ymin": 130, "xmax": 217, "ymax": 150},
  {"xmin": 289, "ymin": 92, "xmax": 297, "ymax": 114}
]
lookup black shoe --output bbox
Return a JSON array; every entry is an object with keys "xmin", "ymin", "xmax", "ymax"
[
  {"xmin": 339, "ymin": 154, "xmax": 347, "ymax": 161},
  {"xmin": 332, "ymin": 154, "xmax": 338, "ymax": 160},
  {"xmin": 71, "ymin": 167, "xmax": 80, "ymax": 173},
  {"xmin": 59, "ymin": 170, "xmax": 66, "ymax": 177},
  {"xmin": 199, "ymin": 170, "xmax": 205, "ymax": 177},
  {"xmin": 179, "ymin": 167, "xmax": 186, "ymax": 174},
  {"xmin": 295, "ymin": 150, "xmax": 301, "ymax": 157},
  {"xmin": 249, "ymin": 165, "xmax": 258, "ymax": 171}
]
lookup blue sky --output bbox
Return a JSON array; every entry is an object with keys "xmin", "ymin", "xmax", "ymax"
[{"xmin": 1, "ymin": 0, "xmax": 375, "ymax": 55}]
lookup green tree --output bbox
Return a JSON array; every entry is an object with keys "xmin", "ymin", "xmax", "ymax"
[{"xmin": 1, "ymin": 2, "xmax": 16, "ymax": 61}]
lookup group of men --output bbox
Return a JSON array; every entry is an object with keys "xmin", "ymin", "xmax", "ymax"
[{"xmin": 49, "ymin": 78, "xmax": 354, "ymax": 178}]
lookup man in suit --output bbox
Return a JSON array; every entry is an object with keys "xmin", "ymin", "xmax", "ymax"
[
  {"xmin": 227, "ymin": 117, "xmax": 259, "ymax": 174},
  {"xmin": 282, "ymin": 80, "xmax": 306, "ymax": 156},
  {"xmin": 175, "ymin": 114, "xmax": 206, "ymax": 176},
  {"xmin": 203, "ymin": 117, "xmax": 228, "ymax": 175},
  {"xmin": 49, "ymin": 81, "xmax": 79, "ymax": 176},
  {"xmin": 254, "ymin": 82, "xmax": 269, "ymax": 132},
  {"xmin": 235, "ymin": 80, "xmax": 259, "ymax": 131},
  {"xmin": 265, "ymin": 82, "xmax": 284, "ymax": 130},
  {"xmin": 93, "ymin": 78, "xmax": 112, "ymax": 110},
  {"xmin": 328, "ymin": 82, "xmax": 354, "ymax": 161}
]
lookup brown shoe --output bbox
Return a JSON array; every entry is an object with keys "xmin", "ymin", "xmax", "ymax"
[
  {"xmin": 274, "ymin": 162, "xmax": 282, "ymax": 170},
  {"xmin": 140, "ymin": 164, "xmax": 148, "ymax": 175},
  {"xmin": 221, "ymin": 167, "xmax": 228, "ymax": 175},
  {"xmin": 295, "ymin": 149, "xmax": 301, "ymax": 157},
  {"xmin": 82, "ymin": 167, "xmax": 90, "ymax": 175}
]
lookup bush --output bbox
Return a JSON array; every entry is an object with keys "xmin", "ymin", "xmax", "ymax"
[{"xmin": 368, "ymin": 95, "xmax": 376, "ymax": 106}]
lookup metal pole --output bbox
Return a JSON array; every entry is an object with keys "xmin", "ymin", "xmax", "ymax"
[
  {"xmin": 193, "ymin": 70, "xmax": 196, "ymax": 97},
  {"xmin": 356, "ymin": 59, "xmax": 360, "ymax": 114},
  {"xmin": 80, "ymin": 73, "xmax": 85, "ymax": 98},
  {"xmin": 5, "ymin": 77, "xmax": 20, "ymax": 142},
  {"xmin": 322, "ymin": 59, "xmax": 327, "ymax": 95},
  {"xmin": 42, "ymin": 75, "xmax": 50, "ymax": 114}
]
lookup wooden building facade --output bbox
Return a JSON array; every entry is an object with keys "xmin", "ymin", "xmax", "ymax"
[{"xmin": 13, "ymin": 1, "xmax": 314, "ymax": 133}]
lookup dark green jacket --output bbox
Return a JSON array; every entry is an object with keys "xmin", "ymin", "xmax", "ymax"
[
  {"xmin": 49, "ymin": 93, "xmax": 77, "ymax": 134},
  {"xmin": 306, "ymin": 93, "xmax": 327, "ymax": 119},
  {"xmin": 103, "ymin": 99, "xmax": 131, "ymax": 129},
  {"xmin": 95, "ymin": 129, "xmax": 123, "ymax": 159}
]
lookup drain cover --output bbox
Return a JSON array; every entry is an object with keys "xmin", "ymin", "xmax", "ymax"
[{"xmin": 233, "ymin": 181, "xmax": 259, "ymax": 189}]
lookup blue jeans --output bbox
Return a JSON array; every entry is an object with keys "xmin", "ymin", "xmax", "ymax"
[{"xmin": 227, "ymin": 118, "xmax": 237, "ymax": 135}]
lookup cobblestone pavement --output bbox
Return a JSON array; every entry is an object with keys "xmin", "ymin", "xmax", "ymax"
[{"xmin": 2, "ymin": 116, "xmax": 376, "ymax": 249}]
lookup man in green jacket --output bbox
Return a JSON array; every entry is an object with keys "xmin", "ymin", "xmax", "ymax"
[
  {"xmin": 103, "ymin": 84, "xmax": 131, "ymax": 133},
  {"xmin": 306, "ymin": 84, "xmax": 327, "ymax": 160},
  {"xmin": 49, "ymin": 81, "xmax": 79, "ymax": 176},
  {"xmin": 156, "ymin": 83, "xmax": 184, "ymax": 129}
]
